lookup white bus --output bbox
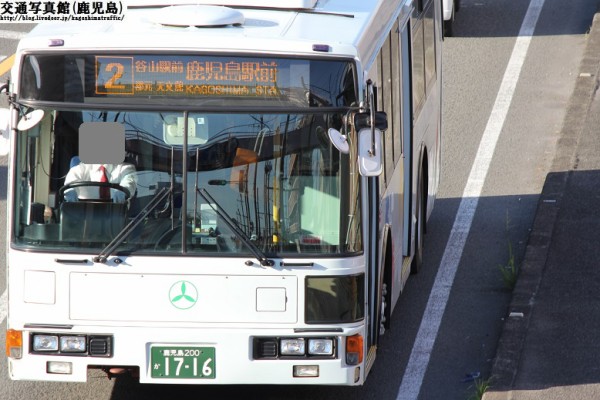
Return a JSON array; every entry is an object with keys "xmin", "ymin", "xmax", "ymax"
[{"xmin": 3, "ymin": 0, "xmax": 441, "ymax": 386}]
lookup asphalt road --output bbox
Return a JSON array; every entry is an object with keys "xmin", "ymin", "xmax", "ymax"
[{"xmin": 0, "ymin": 0, "xmax": 598, "ymax": 398}]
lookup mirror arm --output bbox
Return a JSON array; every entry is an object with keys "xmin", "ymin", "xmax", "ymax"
[
  {"xmin": 366, "ymin": 79, "xmax": 377, "ymax": 156},
  {"xmin": 1, "ymin": 82, "xmax": 19, "ymax": 106}
]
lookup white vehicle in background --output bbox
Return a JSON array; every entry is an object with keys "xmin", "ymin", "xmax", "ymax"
[{"xmin": 442, "ymin": 0, "xmax": 460, "ymax": 36}]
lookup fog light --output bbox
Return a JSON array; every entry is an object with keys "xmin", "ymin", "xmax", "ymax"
[
  {"xmin": 293, "ymin": 365, "xmax": 319, "ymax": 377},
  {"xmin": 60, "ymin": 336, "xmax": 86, "ymax": 353},
  {"xmin": 33, "ymin": 335, "xmax": 59, "ymax": 352},
  {"xmin": 281, "ymin": 338, "xmax": 305, "ymax": 356},
  {"xmin": 47, "ymin": 361, "xmax": 72, "ymax": 375},
  {"xmin": 308, "ymin": 338, "xmax": 333, "ymax": 356}
]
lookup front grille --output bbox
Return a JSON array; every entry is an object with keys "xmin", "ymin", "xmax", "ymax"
[
  {"xmin": 254, "ymin": 338, "xmax": 278, "ymax": 359},
  {"xmin": 89, "ymin": 336, "xmax": 112, "ymax": 357}
]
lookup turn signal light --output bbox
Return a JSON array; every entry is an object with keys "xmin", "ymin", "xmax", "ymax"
[
  {"xmin": 6, "ymin": 329, "xmax": 23, "ymax": 359},
  {"xmin": 346, "ymin": 334, "xmax": 363, "ymax": 365}
]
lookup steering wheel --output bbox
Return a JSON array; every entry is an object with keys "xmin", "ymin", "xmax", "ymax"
[{"xmin": 57, "ymin": 181, "xmax": 131, "ymax": 204}]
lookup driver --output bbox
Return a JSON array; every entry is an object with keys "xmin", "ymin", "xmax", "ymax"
[{"xmin": 63, "ymin": 162, "xmax": 137, "ymax": 203}]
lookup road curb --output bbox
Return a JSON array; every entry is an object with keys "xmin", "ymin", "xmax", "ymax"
[{"xmin": 483, "ymin": 12, "xmax": 600, "ymax": 400}]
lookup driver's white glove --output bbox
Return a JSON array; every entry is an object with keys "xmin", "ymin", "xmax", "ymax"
[
  {"xmin": 64, "ymin": 189, "xmax": 78, "ymax": 202},
  {"xmin": 111, "ymin": 190, "xmax": 125, "ymax": 203}
]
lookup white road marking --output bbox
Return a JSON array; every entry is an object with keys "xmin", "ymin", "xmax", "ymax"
[
  {"xmin": 396, "ymin": 0, "xmax": 546, "ymax": 398},
  {"xmin": 0, "ymin": 30, "xmax": 26, "ymax": 40}
]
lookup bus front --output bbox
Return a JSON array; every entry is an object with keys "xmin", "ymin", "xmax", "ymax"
[{"xmin": 5, "ymin": 51, "xmax": 369, "ymax": 385}]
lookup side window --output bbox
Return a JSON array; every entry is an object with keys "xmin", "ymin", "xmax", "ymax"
[
  {"xmin": 413, "ymin": 0, "xmax": 424, "ymax": 14},
  {"xmin": 424, "ymin": 0, "xmax": 437, "ymax": 90},
  {"xmin": 391, "ymin": 18, "xmax": 402, "ymax": 162},
  {"xmin": 411, "ymin": 0, "xmax": 436, "ymax": 119},
  {"xmin": 375, "ymin": 54, "xmax": 387, "ymax": 187},
  {"xmin": 380, "ymin": 33, "xmax": 395, "ymax": 183},
  {"xmin": 375, "ymin": 18, "xmax": 407, "ymax": 187},
  {"xmin": 411, "ymin": 17, "xmax": 425, "ymax": 116}
]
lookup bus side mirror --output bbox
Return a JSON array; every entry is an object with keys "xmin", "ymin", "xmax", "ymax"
[
  {"xmin": 358, "ymin": 127, "xmax": 383, "ymax": 176},
  {"xmin": 0, "ymin": 108, "xmax": 10, "ymax": 156},
  {"xmin": 354, "ymin": 111, "xmax": 388, "ymax": 131}
]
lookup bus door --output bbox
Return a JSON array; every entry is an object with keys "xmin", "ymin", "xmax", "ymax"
[
  {"xmin": 403, "ymin": 16, "xmax": 415, "ymax": 260},
  {"xmin": 366, "ymin": 175, "xmax": 379, "ymax": 353}
]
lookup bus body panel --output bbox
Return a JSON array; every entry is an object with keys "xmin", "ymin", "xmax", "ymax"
[
  {"xmin": 7, "ymin": 251, "xmax": 366, "ymax": 384},
  {"xmin": 8, "ymin": 326, "xmax": 364, "ymax": 384},
  {"xmin": 363, "ymin": 0, "xmax": 442, "ymax": 320},
  {"xmin": 7, "ymin": 252, "xmax": 365, "ymax": 327}
]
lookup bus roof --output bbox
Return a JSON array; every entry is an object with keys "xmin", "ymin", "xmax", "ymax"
[
  {"xmin": 16, "ymin": 0, "xmax": 409, "ymax": 66},
  {"xmin": 126, "ymin": 0, "xmax": 320, "ymax": 9}
]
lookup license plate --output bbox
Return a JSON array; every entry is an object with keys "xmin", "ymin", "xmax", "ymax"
[{"xmin": 150, "ymin": 346, "xmax": 215, "ymax": 379}]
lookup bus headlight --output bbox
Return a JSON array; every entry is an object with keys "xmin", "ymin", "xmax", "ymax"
[
  {"xmin": 30, "ymin": 332, "xmax": 113, "ymax": 356},
  {"xmin": 60, "ymin": 336, "xmax": 86, "ymax": 353},
  {"xmin": 280, "ymin": 338, "xmax": 305, "ymax": 356},
  {"xmin": 32, "ymin": 335, "xmax": 59, "ymax": 352},
  {"xmin": 308, "ymin": 338, "xmax": 333, "ymax": 356},
  {"xmin": 253, "ymin": 336, "xmax": 337, "ymax": 360}
]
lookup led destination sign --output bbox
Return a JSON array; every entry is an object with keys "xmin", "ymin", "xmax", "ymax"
[
  {"xmin": 95, "ymin": 55, "xmax": 283, "ymax": 98},
  {"xmin": 19, "ymin": 53, "xmax": 354, "ymax": 107}
]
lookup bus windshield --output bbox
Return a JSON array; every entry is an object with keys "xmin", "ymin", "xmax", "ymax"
[{"xmin": 12, "ymin": 109, "xmax": 362, "ymax": 257}]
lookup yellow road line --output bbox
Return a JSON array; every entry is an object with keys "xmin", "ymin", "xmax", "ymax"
[{"xmin": 0, "ymin": 54, "xmax": 15, "ymax": 77}]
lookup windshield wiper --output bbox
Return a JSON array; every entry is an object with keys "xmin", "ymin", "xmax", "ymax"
[
  {"xmin": 197, "ymin": 188, "xmax": 274, "ymax": 267},
  {"xmin": 93, "ymin": 187, "xmax": 171, "ymax": 263}
]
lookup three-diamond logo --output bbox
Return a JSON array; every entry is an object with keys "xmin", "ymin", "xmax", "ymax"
[{"xmin": 169, "ymin": 280, "xmax": 198, "ymax": 310}]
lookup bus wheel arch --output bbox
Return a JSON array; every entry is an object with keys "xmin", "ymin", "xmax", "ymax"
[{"xmin": 380, "ymin": 230, "xmax": 394, "ymax": 335}]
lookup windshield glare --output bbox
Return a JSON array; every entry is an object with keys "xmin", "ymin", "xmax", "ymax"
[{"xmin": 13, "ymin": 109, "xmax": 362, "ymax": 257}]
